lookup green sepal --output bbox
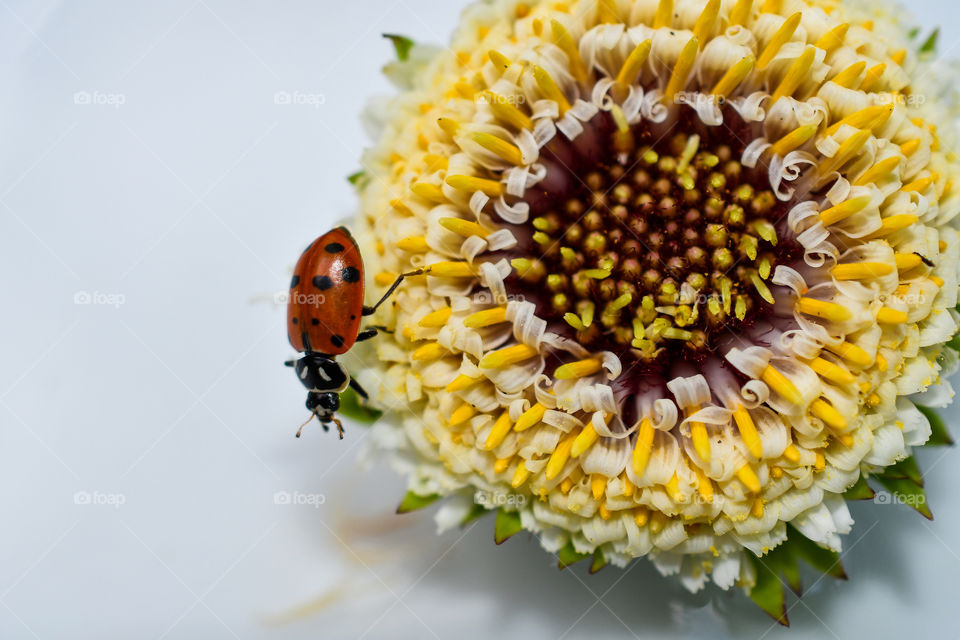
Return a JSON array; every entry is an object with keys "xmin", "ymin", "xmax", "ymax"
[
  {"xmin": 908, "ymin": 27, "xmax": 920, "ymax": 40},
  {"xmin": 920, "ymin": 28, "xmax": 939, "ymax": 54},
  {"xmin": 347, "ymin": 170, "xmax": 367, "ymax": 188},
  {"xmin": 460, "ymin": 503, "xmax": 488, "ymax": 526},
  {"xmin": 396, "ymin": 491, "xmax": 440, "ymax": 514},
  {"xmin": 589, "ymin": 548, "xmax": 607, "ymax": 574},
  {"xmin": 946, "ymin": 334, "xmax": 960, "ymax": 352},
  {"xmin": 494, "ymin": 509, "xmax": 522, "ymax": 544},
  {"xmin": 879, "ymin": 456, "xmax": 923, "ymax": 486},
  {"xmin": 787, "ymin": 525, "xmax": 847, "ymax": 580},
  {"xmin": 382, "ymin": 33, "xmax": 415, "ymax": 61},
  {"xmin": 875, "ymin": 476, "xmax": 933, "ymax": 520},
  {"xmin": 556, "ymin": 540, "xmax": 589, "ymax": 569},
  {"xmin": 843, "ymin": 474, "xmax": 875, "ymax": 500},
  {"xmin": 769, "ymin": 543, "xmax": 802, "ymax": 596},
  {"xmin": 746, "ymin": 553, "xmax": 789, "ymax": 627},
  {"xmin": 916, "ymin": 405, "xmax": 954, "ymax": 447},
  {"xmin": 337, "ymin": 387, "xmax": 382, "ymax": 424}
]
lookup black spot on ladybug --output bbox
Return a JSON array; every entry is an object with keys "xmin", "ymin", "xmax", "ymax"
[
  {"xmin": 291, "ymin": 317, "xmax": 298, "ymax": 325},
  {"xmin": 313, "ymin": 275, "xmax": 333, "ymax": 290},
  {"xmin": 342, "ymin": 266, "xmax": 360, "ymax": 283},
  {"xmin": 330, "ymin": 334, "xmax": 345, "ymax": 348},
  {"xmin": 311, "ymin": 318, "xmax": 320, "ymax": 326},
  {"xmin": 350, "ymin": 314, "xmax": 357, "ymax": 320},
  {"xmin": 290, "ymin": 275, "xmax": 300, "ymax": 288},
  {"xmin": 325, "ymin": 242, "xmax": 345, "ymax": 253}
]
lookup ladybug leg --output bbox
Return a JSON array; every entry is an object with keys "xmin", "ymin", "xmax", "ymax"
[
  {"xmin": 356, "ymin": 328, "xmax": 379, "ymax": 342},
  {"xmin": 330, "ymin": 416, "xmax": 345, "ymax": 439},
  {"xmin": 348, "ymin": 377, "xmax": 369, "ymax": 400},
  {"xmin": 362, "ymin": 269, "xmax": 425, "ymax": 316},
  {"xmin": 284, "ymin": 360, "xmax": 296, "ymax": 367}
]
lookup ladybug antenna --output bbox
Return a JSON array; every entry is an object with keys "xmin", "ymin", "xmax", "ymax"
[{"xmin": 295, "ymin": 413, "xmax": 316, "ymax": 438}]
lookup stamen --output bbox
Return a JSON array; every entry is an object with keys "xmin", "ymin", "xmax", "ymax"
[
  {"xmin": 444, "ymin": 174, "xmax": 504, "ymax": 196},
  {"xmin": 424, "ymin": 260, "xmax": 476, "ymax": 277},
  {"xmin": 511, "ymin": 460, "xmax": 531, "ymax": 488},
  {"xmin": 783, "ymin": 444, "xmax": 802, "ymax": 463},
  {"xmin": 877, "ymin": 307, "xmax": 909, "ymax": 324},
  {"xmin": 631, "ymin": 418, "xmax": 655, "ymax": 475},
  {"xmin": 810, "ymin": 398, "xmax": 847, "ymax": 429},
  {"xmin": 854, "ymin": 156, "xmax": 901, "ymax": 186},
  {"xmin": 550, "ymin": 19, "xmax": 588, "ymax": 83},
  {"xmin": 446, "ymin": 374, "xmax": 481, "ymax": 392},
  {"xmin": 832, "ymin": 262, "xmax": 895, "ymax": 279},
  {"xmin": 736, "ymin": 464, "xmax": 762, "ymax": 493},
  {"xmin": 807, "ymin": 356, "xmax": 857, "ymax": 385},
  {"xmin": 902, "ymin": 174, "xmax": 936, "ymax": 193},
  {"xmin": 692, "ymin": 0, "xmax": 720, "ymax": 48},
  {"xmin": 818, "ymin": 130, "xmax": 872, "ymax": 175},
  {"xmin": 653, "ymin": 0, "xmax": 673, "ymax": 28},
  {"xmin": 483, "ymin": 91, "xmax": 532, "ymax": 130},
  {"xmin": 756, "ymin": 12, "xmax": 802, "ymax": 70},
  {"xmin": 571, "ymin": 421, "xmax": 599, "ymax": 457},
  {"xmin": 797, "ymin": 296, "xmax": 854, "ymax": 322},
  {"xmin": 770, "ymin": 45, "xmax": 815, "ymax": 103},
  {"xmin": 439, "ymin": 217, "xmax": 491, "ymax": 238},
  {"xmin": 616, "ymin": 39, "xmax": 653, "ymax": 87},
  {"xmin": 478, "ymin": 343, "xmax": 539, "ymax": 368},
  {"xmin": 824, "ymin": 104, "xmax": 893, "ymax": 137},
  {"xmin": 397, "ymin": 236, "xmax": 429, "ymax": 252},
  {"xmin": 695, "ymin": 467, "xmax": 714, "ymax": 502},
  {"xmin": 591, "ymin": 474, "xmax": 606, "ymax": 500},
  {"xmin": 463, "ymin": 306, "xmax": 508, "ymax": 328},
  {"xmin": 664, "ymin": 37, "xmax": 700, "ymax": 101},
  {"xmin": 494, "ymin": 457, "xmax": 511, "ymax": 474},
  {"xmin": 863, "ymin": 214, "xmax": 918, "ymax": 239},
  {"xmin": 769, "ymin": 124, "xmax": 817, "ymax": 156},
  {"xmin": 484, "ymin": 411, "xmax": 514, "ymax": 449},
  {"xmin": 437, "ymin": 117, "xmax": 461, "ymax": 137},
  {"xmin": 831, "ymin": 61, "xmax": 866, "ymax": 88},
  {"xmin": 515, "ymin": 402, "xmax": 547, "ymax": 432},
  {"xmin": 761, "ymin": 364, "xmax": 803, "ymax": 405},
  {"xmin": 419, "ymin": 307, "xmax": 453, "ymax": 327},
  {"xmin": 546, "ymin": 430, "xmax": 579, "ymax": 480},
  {"xmin": 824, "ymin": 341, "xmax": 873, "ymax": 367},
  {"xmin": 470, "ymin": 132, "xmax": 524, "ymax": 165},
  {"xmin": 411, "ymin": 342, "xmax": 448, "ymax": 361},
  {"xmin": 449, "ymin": 402, "xmax": 477, "ymax": 426},
  {"xmin": 894, "ymin": 253, "xmax": 923, "ymax": 270},
  {"xmin": 729, "ymin": 0, "xmax": 753, "ymax": 26},
  {"xmin": 410, "ymin": 182, "xmax": 447, "ymax": 203},
  {"xmin": 488, "ymin": 50, "xmax": 511, "ymax": 70},
  {"xmin": 819, "ymin": 194, "xmax": 871, "ymax": 225},
  {"xmin": 733, "ymin": 405, "xmax": 763, "ymax": 458},
  {"xmin": 532, "ymin": 65, "xmax": 571, "ymax": 114},
  {"xmin": 690, "ymin": 421, "xmax": 711, "ymax": 462},
  {"xmin": 554, "ymin": 357, "xmax": 603, "ymax": 379},
  {"xmin": 814, "ymin": 23, "xmax": 849, "ymax": 53},
  {"xmin": 859, "ymin": 63, "xmax": 886, "ymax": 91},
  {"xmin": 710, "ymin": 55, "xmax": 755, "ymax": 98},
  {"xmin": 900, "ymin": 138, "xmax": 922, "ymax": 156}
]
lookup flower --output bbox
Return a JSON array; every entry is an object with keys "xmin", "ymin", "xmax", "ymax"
[{"xmin": 349, "ymin": 0, "xmax": 960, "ymax": 620}]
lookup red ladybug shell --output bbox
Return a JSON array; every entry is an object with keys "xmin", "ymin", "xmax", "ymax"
[{"xmin": 287, "ymin": 227, "xmax": 365, "ymax": 355}]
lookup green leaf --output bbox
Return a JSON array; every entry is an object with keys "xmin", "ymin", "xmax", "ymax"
[
  {"xmin": 875, "ymin": 476, "xmax": 933, "ymax": 520},
  {"xmin": 494, "ymin": 509, "xmax": 522, "ymax": 544},
  {"xmin": 879, "ymin": 456, "xmax": 923, "ymax": 486},
  {"xmin": 920, "ymin": 28, "xmax": 939, "ymax": 54},
  {"xmin": 946, "ymin": 334, "xmax": 960, "ymax": 352},
  {"xmin": 769, "ymin": 543, "xmax": 802, "ymax": 596},
  {"xmin": 843, "ymin": 474, "xmax": 875, "ymax": 500},
  {"xmin": 787, "ymin": 525, "xmax": 846, "ymax": 580},
  {"xmin": 338, "ymin": 387, "xmax": 382, "ymax": 424},
  {"xmin": 347, "ymin": 170, "xmax": 367, "ymax": 187},
  {"xmin": 383, "ymin": 33, "xmax": 415, "ymax": 61},
  {"xmin": 460, "ymin": 503, "xmax": 488, "ymax": 526},
  {"xmin": 747, "ymin": 553, "xmax": 789, "ymax": 627},
  {"xmin": 396, "ymin": 491, "xmax": 440, "ymax": 514},
  {"xmin": 556, "ymin": 540, "xmax": 589, "ymax": 569},
  {"xmin": 589, "ymin": 548, "xmax": 607, "ymax": 574},
  {"xmin": 917, "ymin": 405, "xmax": 954, "ymax": 447}
]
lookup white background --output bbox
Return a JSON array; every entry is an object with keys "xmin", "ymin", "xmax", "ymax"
[{"xmin": 2, "ymin": 0, "xmax": 959, "ymax": 638}]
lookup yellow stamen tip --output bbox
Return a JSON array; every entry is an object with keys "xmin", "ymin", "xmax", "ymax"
[{"xmin": 554, "ymin": 357, "xmax": 603, "ymax": 380}]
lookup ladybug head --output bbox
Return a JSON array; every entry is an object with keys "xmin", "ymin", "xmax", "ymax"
[{"xmin": 306, "ymin": 391, "xmax": 340, "ymax": 417}]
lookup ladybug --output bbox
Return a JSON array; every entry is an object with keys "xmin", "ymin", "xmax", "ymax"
[{"xmin": 285, "ymin": 227, "xmax": 420, "ymax": 439}]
